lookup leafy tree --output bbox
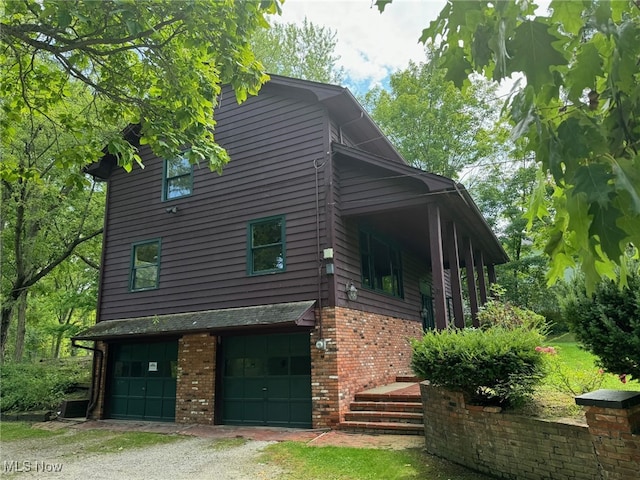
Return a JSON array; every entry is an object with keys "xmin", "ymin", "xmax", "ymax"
[
  {"xmin": 376, "ymin": 0, "xmax": 640, "ymax": 291},
  {"xmin": 251, "ymin": 17, "xmax": 345, "ymax": 84},
  {"xmin": 1, "ymin": 104, "xmax": 104, "ymax": 359},
  {"xmin": 472, "ymin": 161, "xmax": 559, "ymax": 318},
  {"xmin": 1, "ymin": 0, "xmax": 281, "ymax": 178},
  {"xmin": 363, "ymin": 57, "xmax": 509, "ymax": 178},
  {"xmin": 560, "ymin": 268, "xmax": 640, "ymax": 381}
]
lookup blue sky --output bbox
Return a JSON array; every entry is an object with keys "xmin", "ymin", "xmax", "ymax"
[{"xmin": 275, "ymin": 0, "xmax": 447, "ymax": 95}]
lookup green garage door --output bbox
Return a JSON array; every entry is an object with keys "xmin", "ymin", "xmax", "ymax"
[
  {"xmin": 222, "ymin": 332, "xmax": 312, "ymax": 428},
  {"xmin": 108, "ymin": 341, "xmax": 177, "ymax": 422}
]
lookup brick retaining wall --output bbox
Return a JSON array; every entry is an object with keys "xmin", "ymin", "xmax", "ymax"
[{"xmin": 420, "ymin": 383, "xmax": 640, "ymax": 480}]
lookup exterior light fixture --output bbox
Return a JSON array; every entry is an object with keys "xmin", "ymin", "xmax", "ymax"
[
  {"xmin": 165, "ymin": 206, "xmax": 178, "ymax": 214},
  {"xmin": 345, "ymin": 281, "xmax": 358, "ymax": 301}
]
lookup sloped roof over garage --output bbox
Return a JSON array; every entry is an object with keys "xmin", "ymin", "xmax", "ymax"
[{"xmin": 73, "ymin": 301, "xmax": 316, "ymax": 341}]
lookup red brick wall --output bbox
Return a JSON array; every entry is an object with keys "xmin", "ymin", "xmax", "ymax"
[
  {"xmin": 421, "ymin": 383, "xmax": 640, "ymax": 480},
  {"xmin": 311, "ymin": 306, "xmax": 423, "ymax": 428},
  {"xmin": 584, "ymin": 403, "xmax": 640, "ymax": 479},
  {"xmin": 175, "ymin": 333, "xmax": 216, "ymax": 424}
]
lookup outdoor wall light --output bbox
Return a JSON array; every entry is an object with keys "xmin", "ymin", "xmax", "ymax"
[
  {"xmin": 165, "ymin": 206, "xmax": 178, "ymax": 214},
  {"xmin": 345, "ymin": 281, "xmax": 358, "ymax": 301}
]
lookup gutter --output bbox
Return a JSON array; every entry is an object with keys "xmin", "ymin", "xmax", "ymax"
[{"xmin": 71, "ymin": 340, "xmax": 104, "ymax": 419}]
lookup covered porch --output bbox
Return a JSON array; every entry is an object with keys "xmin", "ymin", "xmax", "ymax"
[{"xmin": 333, "ymin": 143, "xmax": 508, "ymax": 329}]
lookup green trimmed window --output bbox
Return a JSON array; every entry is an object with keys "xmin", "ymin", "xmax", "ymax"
[
  {"xmin": 130, "ymin": 240, "xmax": 160, "ymax": 291},
  {"xmin": 248, "ymin": 216, "xmax": 285, "ymax": 275},
  {"xmin": 360, "ymin": 230, "xmax": 403, "ymax": 298},
  {"xmin": 163, "ymin": 154, "xmax": 192, "ymax": 200}
]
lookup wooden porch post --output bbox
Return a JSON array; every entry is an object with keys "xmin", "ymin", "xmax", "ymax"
[
  {"xmin": 487, "ymin": 264, "xmax": 497, "ymax": 288},
  {"xmin": 428, "ymin": 203, "xmax": 448, "ymax": 330},
  {"xmin": 446, "ymin": 222, "xmax": 465, "ymax": 328},
  {"xmin": 475, "ymin": 250, "xmax": 488, "ymax": 305},
  {"xmin": 464, "ymin": 238, "xmax": 479, "ymax": 327}
]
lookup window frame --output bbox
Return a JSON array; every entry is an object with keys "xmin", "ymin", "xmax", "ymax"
[
  {"xmin": 247, "ymin": 215, "xmax": 286, "ymax": 276},
  {"xmin": 162, "ymin": 153, "xmax": 193, "ymax": 201},
  {"xmin": 359, "ymin": 229, "xmax": 404, "ymax": 298},
  {"xmin": 129, "ymin": 239, "xmax": 161, "ymax": 292}
]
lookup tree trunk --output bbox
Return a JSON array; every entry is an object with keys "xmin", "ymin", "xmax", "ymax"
[
  {"xmin": 0, "ymin": 288, "xmax": 21, "ymax": 361},
  {"xmin": 14, "ymin": 291, "xmax": 28, "ymax": 362}
]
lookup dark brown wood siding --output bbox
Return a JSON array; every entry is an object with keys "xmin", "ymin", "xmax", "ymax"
[
  {"xmin": 98, "ymin": 86, "xmax": 330, "ymax": 321},
  {"xmin": 332, "ymin": 159, "xmax": 427, "ymax": 321}
]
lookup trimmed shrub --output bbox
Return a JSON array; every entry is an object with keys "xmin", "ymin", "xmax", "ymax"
[
  {"xmin": 411, "ymin": 326, "xmax": 545, "ymax": 407},
  {"xmin": 478, "ymin": 286, "xmax": 548, "ymax": 332},
  {"xmin": 561, "ymin": 269, "xmax": 640, "ymax": 381}
]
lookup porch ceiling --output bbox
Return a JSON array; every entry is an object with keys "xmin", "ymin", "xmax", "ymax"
[{"xmin": 334, "ymin": 144, "xmax": 509, "ymax": 267}]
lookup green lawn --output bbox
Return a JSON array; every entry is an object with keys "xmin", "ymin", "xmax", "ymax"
[
  {"xmin": 261, "ymin": 442, "xmax": 493, "ymax": 480},
  {"xmin": 510, "ymin": 333, "xmax": 639, "ymax": 420},
  {"xmin": 545, "ymin": 333, "xmax": 638, "ymax": 392}
]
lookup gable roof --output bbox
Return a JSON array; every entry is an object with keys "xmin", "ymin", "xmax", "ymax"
[{"xmin": 266, "ymin": 75, "xmax": 406, "ymax": 164}]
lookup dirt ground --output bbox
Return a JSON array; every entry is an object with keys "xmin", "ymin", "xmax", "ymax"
[{"xmin": 0, "ymin": 420, "xmax": 426, "ymax": 479}]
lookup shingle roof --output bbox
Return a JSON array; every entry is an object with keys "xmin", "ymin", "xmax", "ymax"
[{"xmin": 73, "ymin": 301, "xmax": 316, "ymax": 341}]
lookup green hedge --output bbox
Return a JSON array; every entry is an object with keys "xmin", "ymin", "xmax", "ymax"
[
  {"xmin": 411, "ymin": 327, "xmax": 545, "ymax": 407},
  {"xmin": 0, "ymin": 358, "xmax": 91, "ymax": 412}
]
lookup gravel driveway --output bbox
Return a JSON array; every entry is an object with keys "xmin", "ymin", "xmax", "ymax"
[{"xmin": 1, "ymin": 430, "xmax": 283, "ymax": 479}]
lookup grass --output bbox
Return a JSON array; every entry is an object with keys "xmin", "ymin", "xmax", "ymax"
[
  {"xmin": 0, "ymin": 422, "xmax": 66, "ymax": 441},
  {"xmin": 545, "ymin": 333, "xmax": 638, "ymax": 392},
  {"xmin": 510, "ymin": 333, "xmax": 639, "ymax": 420},
  {"xmin": 1, "ymin": 422, "xmax": 185, "ymax": 454},
  {"xmin": 261, "ymin": 442, "xmax": 493, "ymax": 480}
]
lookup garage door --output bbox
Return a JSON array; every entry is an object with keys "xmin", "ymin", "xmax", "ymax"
[
  {"xmin": 107, "ymin": 341, "xmax": 177, "ymax": 422},
  {"xmin": 222, "ymin": 332, "xmax": 312, "ymax": 428}
]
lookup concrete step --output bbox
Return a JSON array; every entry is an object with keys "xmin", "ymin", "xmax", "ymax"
[
  {"xmin": 344, "ymin": 410, "xmax": 424, "ymax": 424},
  {"xmin": 339, "ymin": 420, "xmax": 424, "ymax": 436},
  {"xmin": 349, "ymin": 400, "xmax": 423, "ymax": 413}
]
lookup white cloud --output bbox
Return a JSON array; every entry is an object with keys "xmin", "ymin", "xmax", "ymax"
[{"xmin": 276, "ymin": 0, "xmax": 446, "ymax": 91}]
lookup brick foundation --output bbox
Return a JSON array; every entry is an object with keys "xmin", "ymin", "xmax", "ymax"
[
  {"xmin": 175, "ymin": 333, "xmax": 216, "ymax": 424},
  {"xmin": 89, "ymin": 307, "xmax": 421, "ymax": 429},
  {"xmin": 311, "ymin": 306, "xmax": 422, "ymax": 428}
]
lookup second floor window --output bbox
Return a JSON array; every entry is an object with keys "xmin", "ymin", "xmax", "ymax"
[
  {"xmin": 130, "ymin": 240, "xmax": 161, "ymax": 291},
  {"xmin": 163, "ymin": 154, "xmax": 193, "ymax": 200},
  {"xmin": 248, "ymin": 216, "xmax": 285, "ymax": 275},
  {"xmin": 360, "ymin": 230, "xmax": 403, "ymax": 298}
]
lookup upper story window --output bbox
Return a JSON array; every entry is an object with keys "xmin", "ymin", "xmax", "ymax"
[
  {"xmin": 163, "ymin": 154, "xmax": 193, "ymax": 200},
  {"xmin": 360, "ymin": 230, "xmax": 403, "ymax": 298},
  {"xmin": 130, "ymin": 239, "xmax": 161, "ymax": 291},
  {"xmin": 248, "ymin": 216, "xmax": 286, "ymax": 275}
]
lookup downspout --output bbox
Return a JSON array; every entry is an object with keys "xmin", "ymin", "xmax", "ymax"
[
  {"xmin": 71, "ymin": 340, "xmax": 104, "ymax": 418},
  {"xmin": 314, "ymin": 157, "xmax": 327, "ymax": 342}
]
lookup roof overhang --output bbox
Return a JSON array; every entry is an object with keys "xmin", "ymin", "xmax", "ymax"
[
  {"xmin": 72, "ymin": 301, "xmax": 316, "ymax": 341},
  {"xmin": 333, "ymin": 143, "xmax": 509, "ymax": 266}
]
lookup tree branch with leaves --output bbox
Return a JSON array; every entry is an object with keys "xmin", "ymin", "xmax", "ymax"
[{"xmin": 377, "ymin": 0, "xmax": 640, "ymax": 290}]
